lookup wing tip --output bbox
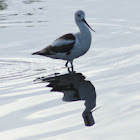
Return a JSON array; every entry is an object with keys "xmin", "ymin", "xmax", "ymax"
[{"xmin": 32, "ymin": 51, "xmax": 39, "ymax": 55}]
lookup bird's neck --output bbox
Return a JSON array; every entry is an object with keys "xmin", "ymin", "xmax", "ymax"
[{"xmin": 76, "ymin": 21, "xmax": 91, "ymax": 36}]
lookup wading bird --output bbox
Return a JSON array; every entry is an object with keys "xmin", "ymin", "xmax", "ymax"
[{"xmin": 32, "ymin": 10, "xmax": 95, "ymax": 71}]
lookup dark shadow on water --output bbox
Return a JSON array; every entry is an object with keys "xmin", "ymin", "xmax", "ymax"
[
  {"xmin": 15, "ymin": 71, "xmax": 97, "ymax": 140},
  {"xmin": 0, "ymin": 69, "xmax": 97, "ymax": 139},
  {"xmin": 23, "ymin": 0, "xmax": 42, "ymax": 4},
  {"xmin": 0, "ymin": 0, "xmax": 8, "ymax": 10},
  {"xmin": 0, "ymin": 0, "xmax": 47, "ymax": 28},
  {"xmin": 34, "ymin": 71, "xmax": 97, "ymax": 127}
]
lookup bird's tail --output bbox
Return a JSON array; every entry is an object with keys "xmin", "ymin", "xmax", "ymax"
[{"xmin": 32, "ymin": 51, "xmax": 40, "ymax": 55}]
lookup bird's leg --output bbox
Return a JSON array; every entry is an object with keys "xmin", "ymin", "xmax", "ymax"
[
  {"xmin": 70, "ymin": 61, "xmax": 74, "ymax": 72},
  {"xmin": 68, "ymin": 67, "xmax": 71, "ymax": 73},
  {"xmin": 66, "ymin": 61, "xmax": 74, "ymax": 72},
  {"xmin": 65, "ymin": 61, "xmax": 69, "ymax": 67}
]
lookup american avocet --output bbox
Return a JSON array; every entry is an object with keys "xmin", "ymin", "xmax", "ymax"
[{"xmin": 32, "ymin": 10, "xmax": 95, "ymax": 71}]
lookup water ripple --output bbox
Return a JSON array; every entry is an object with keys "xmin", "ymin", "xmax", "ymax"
[{"xmin": 0, "ymin": 58, "xmax": 46, "ymax": 81}]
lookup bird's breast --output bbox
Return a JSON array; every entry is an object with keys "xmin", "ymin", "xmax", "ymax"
[{"xmin": 79, "ymin": 33, "xmax": 92, "ymax": 53}]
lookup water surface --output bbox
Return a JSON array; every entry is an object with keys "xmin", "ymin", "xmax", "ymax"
[{"xmin": 0, "ymin": 0, "xmax": 140, "ymax": 140}]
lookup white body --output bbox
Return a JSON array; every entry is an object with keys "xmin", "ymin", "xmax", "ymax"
[{"xmin": 49, "ymin": 32, "xmax": 91, "ymax": 61}]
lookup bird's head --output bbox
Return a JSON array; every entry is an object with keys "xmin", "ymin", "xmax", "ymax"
[{"xmin": 75, "ymin": 10, "xmax": 95, "ymax": 32}]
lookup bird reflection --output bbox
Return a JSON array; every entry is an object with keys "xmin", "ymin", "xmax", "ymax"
[{"xmin": 35, "ymin": 72, "xmax": 97, "ymax": 126}]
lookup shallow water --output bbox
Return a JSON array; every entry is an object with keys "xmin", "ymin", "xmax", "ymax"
[{"xmin": 0, "ymin": 0, "xmax": 140, "ymax": 140}]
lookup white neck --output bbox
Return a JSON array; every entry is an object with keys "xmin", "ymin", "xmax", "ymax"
[{"xmin": 76, "ymin": 21, "xmax": 91, "ymax": 36}]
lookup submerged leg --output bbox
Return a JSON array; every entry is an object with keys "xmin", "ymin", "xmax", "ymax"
[{"xmin": 65, "ymin": 61, "xmax": 69, "ymax": 67}]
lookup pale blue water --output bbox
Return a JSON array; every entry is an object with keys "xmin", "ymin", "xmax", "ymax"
[{"xmin": 0, "ymin": 0, "xmax": 140, "ymax": 140}]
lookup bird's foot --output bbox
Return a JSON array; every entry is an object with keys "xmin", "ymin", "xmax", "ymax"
[{"xmin": 68, "ymin": 67, "xmax": 74, "ymax": 73}]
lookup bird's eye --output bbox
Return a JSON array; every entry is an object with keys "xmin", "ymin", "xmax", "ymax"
[{"xmin": 77, "ymin": 14, "xmax": 80, "ymax": 17}]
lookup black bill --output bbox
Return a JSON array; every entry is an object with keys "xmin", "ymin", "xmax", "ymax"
[{"xmin": 82, "ymin": 19, "xmax": 95, "ymax": 32}]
